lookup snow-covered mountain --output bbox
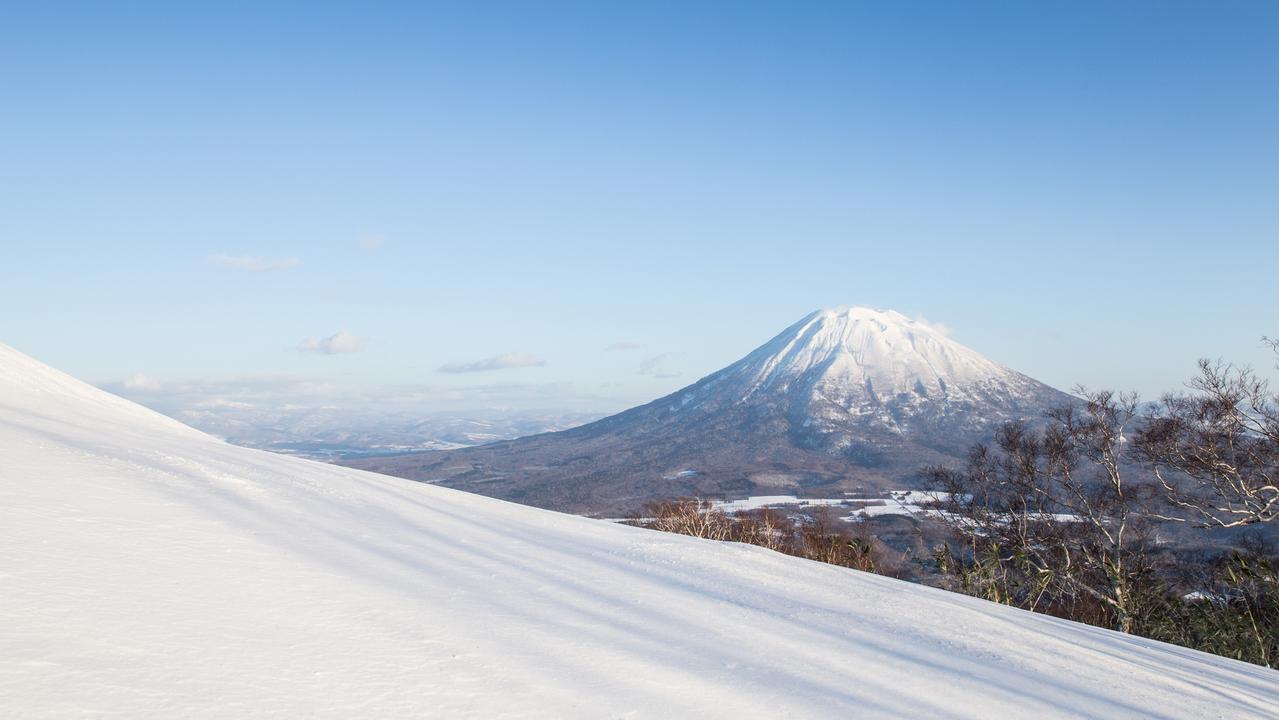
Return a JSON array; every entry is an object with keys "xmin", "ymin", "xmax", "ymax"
[
  {"xmin": 354, "ymin": 308, "xmax": 1072, "ymax": 513},
  {"xmin": 2, "ymin": 341, "xmax": 1276, "ymax": 718},
  {"xmin": 674, "ymin": 306, "xmax": 1064, "ymax": 445}
]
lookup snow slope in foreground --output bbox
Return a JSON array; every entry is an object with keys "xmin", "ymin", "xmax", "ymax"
[{"xmin": 1, "ymin": 343, "xmax": 1276, "ymax": 719}]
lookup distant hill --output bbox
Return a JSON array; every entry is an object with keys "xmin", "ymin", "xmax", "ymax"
[{"xmin": 348, "ymin": 307, "xmax": 1074, "ymax": 514}]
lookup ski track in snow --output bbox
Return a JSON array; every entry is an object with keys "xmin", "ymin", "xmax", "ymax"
[{"xmin": 2, "ymin": 342, "xmax": 1278, "ymax": 718}]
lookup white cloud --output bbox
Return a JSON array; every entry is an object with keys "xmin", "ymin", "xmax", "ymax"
[
  {"xmin": 297, "ymin": 331, "xmax": 367, "ymax": 355},
  {"xmin": 358, "ymin": 235, "xmax": 385, "ymax": 250},
  {"xmin": 438, "ymin": 352, "xmax": 546, "ymax": 374},
  {"xmin": 207, "ymin": 254, "xmax": 302, "ymax": 272},
  {"xmin": 121, "ymin": 373, "xmax": 161, "ymax": 391},
  {"xmin": 605, "ymin": 342, "xmax": 643, "ymax": 352},
  {"xmin": 638, "ymin": 353, "xmax": 682, "ymax": 379}
]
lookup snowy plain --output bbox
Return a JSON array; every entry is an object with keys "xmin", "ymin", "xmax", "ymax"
[{"xmin": 2, "ymin": 342, "xmax": 1277, "ymax": 718}]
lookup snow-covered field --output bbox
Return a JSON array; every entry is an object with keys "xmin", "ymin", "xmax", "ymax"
[
  {"xmin": 712, "ymin": 491, "xmax": 952, "ymax": 520},
  {"xmin": 2, "ymin": 342, "xmax": 1277, "ymax": 718},
  {"xmin": 712, "ymin": 494, "xmax": 853, "ymax": 513},
  {"xmin": 710, "ymin": 492, "xmax": 1083, "ymax": 525}
]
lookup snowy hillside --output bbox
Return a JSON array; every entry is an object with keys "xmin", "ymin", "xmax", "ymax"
[{"xmin": 2, "ymin": 342, "xmax": 1276, "ymax": 719}]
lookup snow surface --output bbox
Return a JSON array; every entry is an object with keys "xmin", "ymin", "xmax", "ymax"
[{"xmin": 2, "ymin": 342, "xmax": 1277, "ymax": 718}]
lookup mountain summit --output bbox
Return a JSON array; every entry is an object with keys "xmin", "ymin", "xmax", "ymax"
[
  {"xmin": 352, "ymin": 308, "xmax": 1072, "ymax": 514},
  {"xmin": 730, "ymin": 307, "xmax": 1004, "ymax": 400},
  {"xmin": 674, "ymin": 306, "xmax": 1055, "ymax": 436}
]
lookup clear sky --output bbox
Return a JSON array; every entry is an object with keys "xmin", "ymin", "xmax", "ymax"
[{"xmin": 2, "ymin": 2, "xmax": 1276, "ymax": 415}]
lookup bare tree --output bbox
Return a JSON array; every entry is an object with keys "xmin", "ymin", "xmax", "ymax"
[
  {"xmin": 929, "ymin": 390, "xmax": 1158, "ymax": 633},
  {"xmin": 1137, "ymin": 341, "xmax": 1279, "ymax": 529},
  {"xmin": 640, "ymin": 500, "xmax": 895, "ymax": 575},
  {"xmin": 644, "ymin": 498, "xmax": 734, "ymax": 540}
]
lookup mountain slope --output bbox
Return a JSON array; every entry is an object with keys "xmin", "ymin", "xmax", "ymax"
[
  {"xmin": 3, "ymin": 342, "xmax": 1277, "ymax": 718},
  {"xmin": 353, "ymin": 308, "xmax": 1073, "ymax": 514}
]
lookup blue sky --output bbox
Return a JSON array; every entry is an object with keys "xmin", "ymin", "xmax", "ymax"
[{"xmin": 1, "ymin": 2, "xmax": 1276, "ymax": 414}]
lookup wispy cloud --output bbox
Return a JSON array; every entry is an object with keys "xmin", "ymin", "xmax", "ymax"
[
  {"xmin": 605, "ymin": 342, "xmax": 643, "ymax": 352},
  {"xmin": 121, "ymin": 372, "xmax": 161, "ymax": 391},
  {"xmin": 358, "ymin": 235, "xmax": 384, "ymax": 250},
  {"xmin": 297, "ymin": 331, "xmax": 366, "ymax": 355},
  {"xmin": 913, "ymin": 314, "xmax": 953, "ymax": 337},
  {"xmin": 438, "ymin": 352, "xmax": 546, "ymax": 374},
  {"xmin": 638, "ymin": 353, "xmax": 682, "ymax": 379},
  {"xmin": 208, "ymin": 254, "xmax": 301, "ymax": 272}
]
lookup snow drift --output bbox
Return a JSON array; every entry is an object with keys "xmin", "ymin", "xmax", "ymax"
[{"xmin": 1, "ymin": 342, "xmax": 1275, "ymax": 718}]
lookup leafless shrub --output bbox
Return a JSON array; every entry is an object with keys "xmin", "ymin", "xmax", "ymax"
[
  {"xmin": 640, "ymin": 499, "xmax": 896, "ymax": 576},
  {"xmin": 734, "ymin": 508, "xmax": 791, "ymax": 552},
  {"xmin": 797, "ymin": 519, "xmax": 884, "ymax": 574},
  {"xmin": 645, "ymin": 498, "xmax": 734, "ymax": 540},
  {"xmin": 1137, "ymin": 348, "xmax": 1279, "ymax": 529}
]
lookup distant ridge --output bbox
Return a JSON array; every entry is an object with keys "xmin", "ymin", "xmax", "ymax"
[{"xmin": 349, "ymin": 307, "xmax": 1073, "ymax": 514}]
